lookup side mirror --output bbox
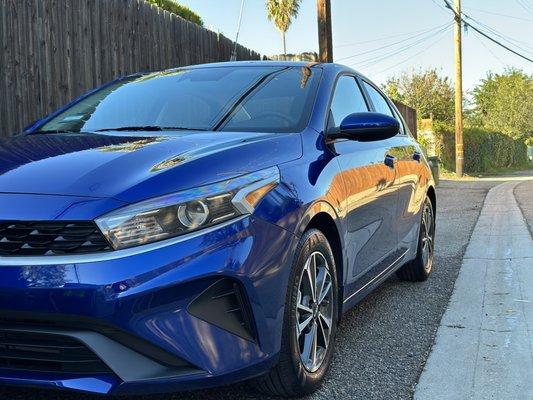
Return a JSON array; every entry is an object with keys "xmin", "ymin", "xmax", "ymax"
[{"xmin": 329, "ymin": 112, "xmax": 399, "ymax": 142}]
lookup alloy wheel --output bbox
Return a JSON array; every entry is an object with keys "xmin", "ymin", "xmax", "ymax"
[
  {"xmin": 295, "ymin": 251, "xmax": 334, "ymax": 373},
  {"xmin": 421, "ymin": 201, "xmax": 435, "ymax": 271}
]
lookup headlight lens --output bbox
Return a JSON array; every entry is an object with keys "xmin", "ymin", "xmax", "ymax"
[
  {"xmin": 95, "ymin": 167, "xmax": 279, "ymax": 250},
  {"xmin": 177, "ymin": 200, "xmax": 209, "ymax": 228}
]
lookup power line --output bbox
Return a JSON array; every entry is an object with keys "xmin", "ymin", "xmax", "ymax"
[
  {"xmin": 430, "ymin": 0, "xmax": 449, "ymax": 13},
  {"xmin": 474, "ymin": 31, "xmax": 508, "ymax": 67},
  {"xmin": 335, "ymin": 24, "xmax": 447, "ymax": 48},
  {"xmin": 353, "ymin": 25, "xmax": 451, "ymax": 68},
  {"xmin": 441, "ymin": 0, "xmax": 533, "ymax": 63},
  {"xmin": 463, "ymin": 6, "xmax": 533, "ymax": 22},
  {"xmin": 462, "ymin": 14, "xmax": 533, "ymax": 54},
  {"xmin": 336, "ymin": 23, "xmax": 449, "ymax": 62},
  {"xmin": 336, "ymin": 23, "xmax": 450, "ymax": 65},
  {"xmin": 465, "ymin": 22, "xmax": 533, "ymax": 63},
  {"xmin": 371, "ymin": 27, "xmax": 450, "ymax": 76},
  {"xmin": 347, "ymin": 24, "xmax": 452, "ymax": 69},
  {"xmin": 516, "ymin": 0, "xmax": 533, "ymax": 16}
]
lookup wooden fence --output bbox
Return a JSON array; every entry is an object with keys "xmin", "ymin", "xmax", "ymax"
[
  {"xmin": 393, "ymin": 101, "xmax": 417, "ymax": 139},
  {"xmin": 0, "ymin": 0, "xmax": 261, "ymax": 136}
]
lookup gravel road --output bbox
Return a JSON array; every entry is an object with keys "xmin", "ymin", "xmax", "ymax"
[{"xmin": 2, "ymin": 173, "xmax": 531, "ymax": 400}]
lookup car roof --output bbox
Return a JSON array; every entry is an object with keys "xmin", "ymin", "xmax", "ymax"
[
  {"xmin": 123, "ymin": 60, "xmax": 369, "ymax": 87},
  {"xmin": 183, "ymin": 60, "xmax": 324, "ymax": 69},
  {"xmin": 161, "ymin": 60, "xmax": 361, "ymax": 75}
]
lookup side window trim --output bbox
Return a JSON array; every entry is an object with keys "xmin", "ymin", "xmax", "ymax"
[
  {"xmin": 360, "ymin": 78, "xmax": 394, "ymax": 115},
  {"xmin": 360, "ymin": 78, "xmax": 408, "ymax": 137},
  {"xmin": 356, "ymin": 76, "xmax": 375, "ymax": 112},
  {"xmin": 326, "ymin": 73, "xmax": 369, "ymax": 131},
  {"xmin": 391, "ymin": 106, "xmax": 408, "ymax": 136}
]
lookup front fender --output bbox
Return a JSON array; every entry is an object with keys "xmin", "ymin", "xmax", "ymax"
[{"xmin": 295, "ymin": 199, "xmax": 342, "ymax": 238}]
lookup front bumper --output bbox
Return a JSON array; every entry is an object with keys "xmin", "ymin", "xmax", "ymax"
[{"xmin": 0, "ymin": 215, "xmax": 297, "ymax": 395}]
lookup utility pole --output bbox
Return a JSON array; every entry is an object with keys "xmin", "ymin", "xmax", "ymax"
[
  {"xmin": 317, "ymin": 0, "xmax": 333, "ymax": 62},
  {"xmin": 454, "ymin": 0, "xmax": 464, "ymax": 177}
]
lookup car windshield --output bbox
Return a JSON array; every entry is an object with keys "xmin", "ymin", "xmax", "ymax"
[{"xmin": 37, "ymin": 65, "xmax": 321, "ymax": 134}]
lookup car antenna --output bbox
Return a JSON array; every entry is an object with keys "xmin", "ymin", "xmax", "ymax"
[{"xmin": 230, "ymin": 0, "xmax": 246, "ymax": 61}]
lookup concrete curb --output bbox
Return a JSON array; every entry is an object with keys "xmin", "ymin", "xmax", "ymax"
[{"xmin": 414, "ymin": 180, "xmax": 533, "ymax": 400}]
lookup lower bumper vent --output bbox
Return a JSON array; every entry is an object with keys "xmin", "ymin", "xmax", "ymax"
[
  {"xmin": 188, "ymin": 278, "xmax": 257, "ymax": 342},
  {"xmin": 0, "ymin": 330, "xmax": 112, "ymax": 374}
]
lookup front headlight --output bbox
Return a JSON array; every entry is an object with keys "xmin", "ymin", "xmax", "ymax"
[{"xmin": 96, "ymin": 167, "xmax": 280, "ymax": 250}]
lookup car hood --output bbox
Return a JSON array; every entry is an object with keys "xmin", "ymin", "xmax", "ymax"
[{"xmin": 0, "ymin": 131, "xmax": 302, "ymax": 203}]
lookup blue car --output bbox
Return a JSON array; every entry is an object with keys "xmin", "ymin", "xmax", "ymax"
[{"xmin": 0, "ymin": 61, "xmax": 435, "ymax": 397}]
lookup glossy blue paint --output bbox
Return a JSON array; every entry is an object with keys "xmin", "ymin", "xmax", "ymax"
[
  {"xmin": 0, "ymin": 61, "xmax": 434, "ymax": 395},
  {"xmin": 0, "ymin": 131, "xmax": 301, "ymax": 203},
  {"xmin": 0, "ymin": 370, "xmax": 118, "ymax": 395},
  {"xmin": 0, "ymin": 216, "xmax": 295, "ymax": 390},
  {"xmin": 339, "ymin": 112, "xmax": 400, "ymax": 140}
]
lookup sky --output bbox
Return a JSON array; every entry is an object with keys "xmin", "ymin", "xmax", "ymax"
[{"xmin": 178, "ymin": 0, "xmax": 533, "ymax": 92}]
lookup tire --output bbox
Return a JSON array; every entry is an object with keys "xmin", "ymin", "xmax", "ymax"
[
  {"xmin": 397, "ymin": 196, "xmax": 436, "ymax": 282},
  {"xmin": 255, "ymin": 229, "xmax": 339, "ymax": 397}
]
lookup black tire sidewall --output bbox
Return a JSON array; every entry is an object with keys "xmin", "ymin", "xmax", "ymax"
[
  {"xmin": 414, "ymin": 197, "xmax": 435, "ymax": 278},
  {"xmin": 286, "ymin": 229, "xmax": 338, "ymax": 393},
  {"xmin": 419, "ymin": 197, "xmax": 435, "ymax": 274}
]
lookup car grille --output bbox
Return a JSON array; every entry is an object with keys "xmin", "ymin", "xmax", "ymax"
[
  {"xmin": 0, "ymin": 330, "xmax": 112, "ymax": 374},
  {"xmin": 0, "ymin": 221, "xmax": 111, "ymax": 256}
]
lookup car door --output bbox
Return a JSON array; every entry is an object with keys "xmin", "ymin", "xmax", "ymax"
[
  {"xmin": 389, "ymin": 106, "xmax": 426, "ymax": 254},
  {"xmin": 361, "ymin": 81, "xmax": 423, "ymax": 256},
  {"xmin": 328, "ymin": 75, "xmax": 399, "ymax": 287}
]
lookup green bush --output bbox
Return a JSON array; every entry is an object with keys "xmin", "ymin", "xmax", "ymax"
[
  {"xmin": 147, "ymin": 0, "xmax": 203, "ymax": 26},
  {"xmin": 433, "ymin": 122, "xmax": 528, "ymax": 173},
  {"xmin": 417, "ymin": 134, "xmax": 430, "ymax": 156}
]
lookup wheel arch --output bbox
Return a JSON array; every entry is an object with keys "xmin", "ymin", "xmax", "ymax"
[
  {"xmin": 298, "ymin": 202, "xmax": 345, "ymax": 322},
  {"xmin": 427, "ymin": 185, "xmax": 437, "ymax": 215}
]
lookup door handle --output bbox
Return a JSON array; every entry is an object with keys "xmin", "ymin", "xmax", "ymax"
[
  {"xmin": 413, "ymin": 151, "xmax": 421, "ymax": 162},
  {"xmin": 384, "ymin": 154, "xmax": 396, "ymax": 169}
]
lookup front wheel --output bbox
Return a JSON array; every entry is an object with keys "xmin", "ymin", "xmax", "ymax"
[
  {"xmin": 256, "ymin": 229, "xmax": 338, "ymax": 397},
  {"xmin": 397, "ymin": 196, "xmax": 435, "ymax": 282}
]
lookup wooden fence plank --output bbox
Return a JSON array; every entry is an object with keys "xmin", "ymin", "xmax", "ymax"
[{"xmin": 0, "ymin": 0, "xmax": 261, "ymax": 136}]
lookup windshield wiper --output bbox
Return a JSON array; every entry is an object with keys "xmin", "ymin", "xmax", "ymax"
[
  {"xmin": 95, "ymin": 126, "xmax": 208, "ymax": 132},
  {"xmin": 95, "ymin": 126, "xmax": 163, "ymax": 132},
  {"xmin": 35, "ymin": 130, "xmax": 92, "ymax": 134}
]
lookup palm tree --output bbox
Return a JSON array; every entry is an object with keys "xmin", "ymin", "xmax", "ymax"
[{"xmin": 266, "ymin": 0, "xmax": 302, "ymax": 55}]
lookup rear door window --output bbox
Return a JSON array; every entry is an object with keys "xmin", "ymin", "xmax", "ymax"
[{"xmin": 362, "ymin": 81, "xmax": 394, "ymax": 117}]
